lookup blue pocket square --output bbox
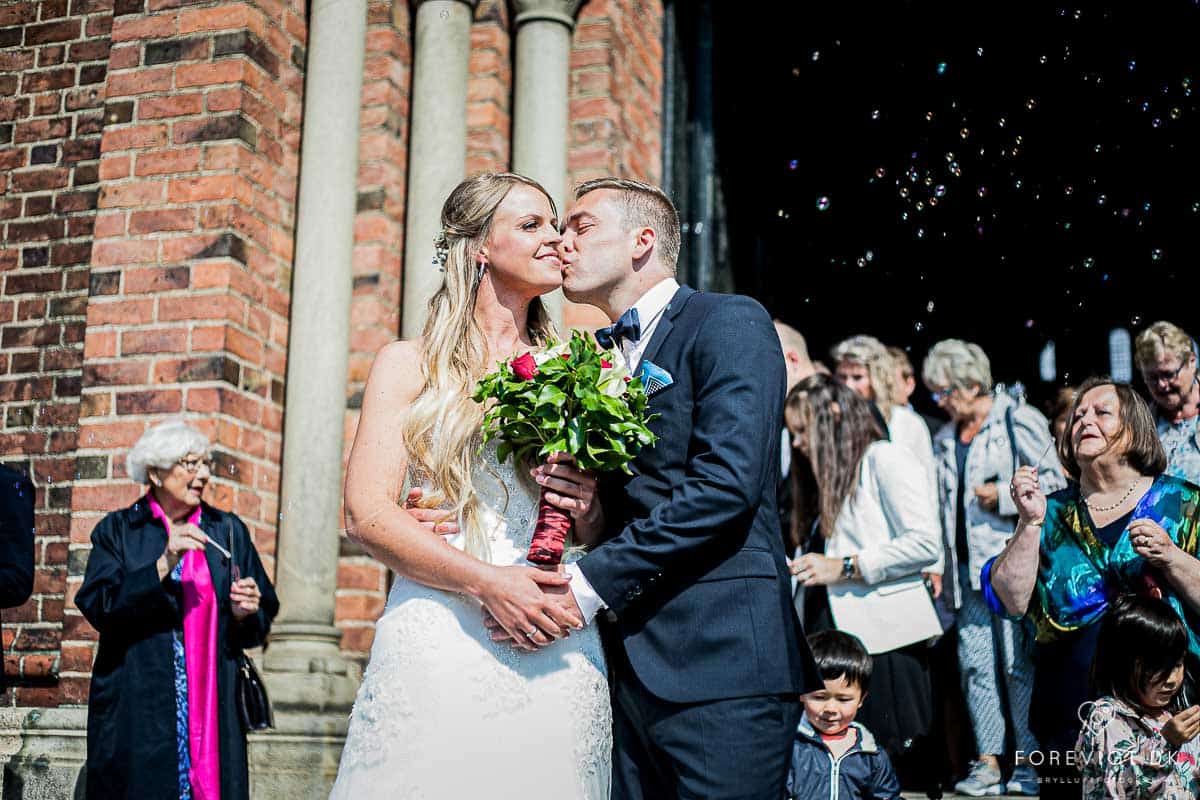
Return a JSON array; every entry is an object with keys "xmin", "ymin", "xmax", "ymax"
[{"xmin": 639, "ymin": 360, "xmax": 674, "ymax": 396}]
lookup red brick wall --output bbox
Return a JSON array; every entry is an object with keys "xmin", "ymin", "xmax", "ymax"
[
  {"xmin": 564, "ymin": 0, "xmax": 664, "ymax": 329},
  {"xmin": 0, "ymin": 0, "xmax": 670, "ymax": 702},
  {"xmin": 336, "ymin": 0, "xmax": 410, "ymax": 662},
  {"xmin": 0, "ymin": 0, "xmax": 114, "ymax": 707},
  {"xmin": 62, "ymin": 0, "xmax": 307, "ymax": 705},
  {"xmin": 466, "ymin": 0, "xmax": 510, "ymax": 176}
]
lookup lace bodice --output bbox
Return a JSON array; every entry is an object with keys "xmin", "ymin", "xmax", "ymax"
[{"xmin": 331, "ymin": 440, "xmax": 611, "ymax": 799}]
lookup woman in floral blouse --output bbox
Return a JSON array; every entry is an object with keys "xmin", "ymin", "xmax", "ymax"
[{"xmin": 1077, "ymin": 594, "xmax": 1200, "ymax": 799}]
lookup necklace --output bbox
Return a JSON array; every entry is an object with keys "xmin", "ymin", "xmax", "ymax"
[{"xmin": 1083, "ymin": 477, "xmax": 1145, "ymax": 513}]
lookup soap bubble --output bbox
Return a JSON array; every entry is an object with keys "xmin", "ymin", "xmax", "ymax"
[{"xmin": 816, "ymin": 196, "xmax": 831, "ymax": 212}]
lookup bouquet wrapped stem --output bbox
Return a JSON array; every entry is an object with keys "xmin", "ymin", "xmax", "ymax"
[
  {"xmin": 528, "ymin": 490, "xmax": 572, "ymax": 565},
  {"xmin": 473, "ymin": 331, "xmax": 657, "ymax": 566}
]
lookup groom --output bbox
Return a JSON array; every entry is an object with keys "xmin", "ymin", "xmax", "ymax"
[{"xmin": 546, "ymin": 178, "xmax": 821, "ymax": 798}]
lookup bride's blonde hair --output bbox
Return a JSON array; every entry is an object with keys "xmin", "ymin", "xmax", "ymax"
[{"xmin": 402, "ymin": 173, "xmax": 558, "ymax": 560}]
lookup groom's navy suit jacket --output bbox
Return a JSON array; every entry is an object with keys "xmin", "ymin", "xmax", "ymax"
[{"xmin": 579, "ymin": 286, "xmax": 820, "ymax": 704}]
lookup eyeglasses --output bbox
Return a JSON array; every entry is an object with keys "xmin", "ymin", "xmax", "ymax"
[
  {"xmin": 930, "ymin": 388, "xmax": 952, "ymax": 404},
  {"xmin": 177, "ymin": 457, "xmax": 215, "ymax": 475},
  {"xmin": 1141, "ymin": 360, "xmax": 1191, "ymax": 386}
]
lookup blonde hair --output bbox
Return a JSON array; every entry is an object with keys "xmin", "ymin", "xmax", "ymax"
[
  {"xmin": 1134, "ymin": 321, "xmax": 1194, "ymax": 370},
  {"xmin": 575, "ymin": 178, "xmax": 681, "ymax": 272},
  {"xmin": 831, "ymin": 335, "xmax": 897, "ymax": 422},
  {"xmin": 402, "ymin": 173, "xmax": 558, "ymax": 560}
]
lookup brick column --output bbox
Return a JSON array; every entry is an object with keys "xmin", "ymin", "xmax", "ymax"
[
  {"xmin": 66, "ymin": 0, "xmax": 307, "ymax": 703},
  {"xmin": 465, "ymin": 0, "xmax": 510, "ymax": 175},
  {"xmin": 563, "ymin": 0, "xmax": 665, "ymax": 330},
  {"xmin": 335, "ymin": 0, "xmax": 411, "ymax": 666},
  {"xmin": 0, "ymin": 0, "xmax": 113, "ymax": 707}
]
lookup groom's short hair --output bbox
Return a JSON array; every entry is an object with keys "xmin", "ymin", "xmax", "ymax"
[{"xmin": 576, "ymin": 178, "xmax": 681, "ymax": 273}]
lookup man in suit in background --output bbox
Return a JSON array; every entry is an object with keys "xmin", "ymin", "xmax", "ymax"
[
  {"xmin": 0, "ymin": 463, "xmax": 35, "ymax": 693},
  {"xmin": 551, "ymin": 178, "xmax": 820, "ymax": 799},
  {"xmin": 775, "ymin": 321, "xmax": 817, "ymax": 554}
]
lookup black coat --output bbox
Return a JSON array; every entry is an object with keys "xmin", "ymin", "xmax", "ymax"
[
  {"xmin": 0, "ymin": 465, "xmax": 35, "ymax": 694},
  {"xmin": 75, "ymin": 499, "xmax": 279, "ymax": 800},
  {"xmin": 582, "ymin": 287, "xmax": 821, "ymax": 704}
]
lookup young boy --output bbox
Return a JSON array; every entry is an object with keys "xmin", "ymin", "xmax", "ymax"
[{"xmin": 786, "ymin": 630, "xmax": 900, "ymax": 800}]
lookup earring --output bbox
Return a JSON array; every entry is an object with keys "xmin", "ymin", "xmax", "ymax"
[{"xmin": 477, "ymin": 260, "xmax": 487, "ymax": 283}]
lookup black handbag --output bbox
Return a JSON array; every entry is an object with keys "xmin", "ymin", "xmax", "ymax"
[{"xmin": 236, "ymin": 651, "xmax": 274, "ymax": 731}]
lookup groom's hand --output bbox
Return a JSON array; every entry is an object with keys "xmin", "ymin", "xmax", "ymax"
[
  {"xmin": 404, "ymin": 487, "xmax": 459, "ymax": 539},
  {"xmin": 532, "ymin": 453, "xmax": 603, "ymax": 544},
  {"xmin": 482, "ymin": 582, "xmax": 585, "ymax": 652},
  {"xmin": 477, "ymin": 566, "xmax": 583, "ymax": 651}
]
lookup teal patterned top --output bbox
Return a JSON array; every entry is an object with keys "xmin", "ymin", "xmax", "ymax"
[{"xmin": 1017, "ymin": 474, "xmax": 1200, "ymax": 655}]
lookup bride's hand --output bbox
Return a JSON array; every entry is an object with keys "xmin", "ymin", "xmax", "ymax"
[
  {"xmin": 532, "ymin": 453, "xmax": 603, "ymax": 543},
  {"xmin": 404, "ymin": 487, "xmax": 459, "ymax": 539},
  {"xmin": 478, "ymin": 565, "xmax": 582, "ymax": 650}
]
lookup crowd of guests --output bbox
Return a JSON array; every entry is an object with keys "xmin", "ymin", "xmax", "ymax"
[
  {"xmin": 776, "ymin": 318, "xmax": 1200, "ymax": 799},
  {"xmin": 5, "ymin": 313, "xmax": 1198, "ymax": 800}
]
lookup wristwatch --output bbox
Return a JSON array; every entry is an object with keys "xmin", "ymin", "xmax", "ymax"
[{"xmin": 841, "ymin": 556, "xmax": 855, "ymax": 580}]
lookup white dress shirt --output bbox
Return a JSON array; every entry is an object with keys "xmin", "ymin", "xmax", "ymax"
[{"xmin": 566, "ymin": 277, "xmax": 680, "ymax": 622}]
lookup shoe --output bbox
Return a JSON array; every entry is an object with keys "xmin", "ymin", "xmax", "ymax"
[
  {"xmin": 1006, "ymin": 765, "xmax": 1040, "ymax": 796},
  {"xmin": 953, "ymin": 760, "xmax": 1005, "ymax": 797}
]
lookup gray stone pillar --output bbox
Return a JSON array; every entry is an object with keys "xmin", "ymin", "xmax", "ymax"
[
  {"xmin": 511, "ymin": 0, "xmax": 583, "ymax": 328},
  {"xmin": 257, "ymin": 0, "xmax": 367, "ymax": 795},
  {"xmin": 1, "ymin": 708, "xmax": 88, "ymax": 799},
  {"xmin": 400, "ymin": 0, "xmax": 481, "ymax": 339}
]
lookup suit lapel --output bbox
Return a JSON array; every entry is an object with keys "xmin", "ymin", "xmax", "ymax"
[{"xmin": 638, "ymin": 285, "xmax": 695, "ymax": 370}]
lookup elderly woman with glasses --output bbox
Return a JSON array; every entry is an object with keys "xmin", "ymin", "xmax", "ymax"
[
  {"xmin": 1134, "ymin": 321, "xmax": 1200, "ymax": 484},
  {"xmin": 76, "ymin": 419, "xmax": 279, "ymax": 800},
  {"xmin": 987, "ymin": 377, "xmax": 1200, "ymax": 799},
  {"xmin": 921, "ymin": 339, "xmax": 1066, "ymax": 797}
]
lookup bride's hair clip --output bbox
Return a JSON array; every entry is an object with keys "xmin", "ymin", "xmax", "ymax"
[{"xmin": 432, "ymin": 231, "xmax": 450, "ymax": 272}]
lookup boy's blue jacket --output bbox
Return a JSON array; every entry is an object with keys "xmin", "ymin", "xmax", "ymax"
[{"xmin": 786, "ymin": 716, "xmax": 901, "ymax": 800}]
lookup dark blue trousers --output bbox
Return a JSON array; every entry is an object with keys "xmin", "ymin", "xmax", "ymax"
[{"xmin": 611, "ymin": 654, "xmax": 800, "ymax": 799}]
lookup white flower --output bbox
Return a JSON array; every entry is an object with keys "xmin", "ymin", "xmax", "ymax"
[
  {"xmin": 533, "ymin": 341, "xmax": 572, "ymax": 366},
  {"xmin": 598, "ymin": 351, "xmax": 630, "ymax": 398}
]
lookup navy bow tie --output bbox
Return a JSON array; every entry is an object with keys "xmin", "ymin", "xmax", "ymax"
[{"xmin": 595, "ymin": 307, "xmax": 641, "ymax": 349}]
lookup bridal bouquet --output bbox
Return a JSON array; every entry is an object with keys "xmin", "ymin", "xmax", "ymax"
[{"xmin": 472, "ymin": 330, "xmax": 657, "ymax": 565}]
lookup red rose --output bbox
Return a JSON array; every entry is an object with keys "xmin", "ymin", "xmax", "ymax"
[
  {"xmin": 561, "ymin": 353, "xmax": 570, "ymax": 360},
  {"xmin": 601, "ymin": 359, "xmax": 613, "ymax": 369},
  {"xmin": 624, "ymin": 376, "xmax": 631, "ymax": 383},
  {"xmin": 510, "ymin": 352, "xmax": 537, "ymax": 381}
]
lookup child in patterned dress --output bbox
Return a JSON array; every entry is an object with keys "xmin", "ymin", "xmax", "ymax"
[{"xmin": 1077, "ymin": 594, "xmax": 1200, "ymax": 799}]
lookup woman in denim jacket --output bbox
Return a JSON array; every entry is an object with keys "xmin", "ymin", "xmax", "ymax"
[{"xmin": 922, "ymin": 339, "xmax": 1066, "ymax": 796}]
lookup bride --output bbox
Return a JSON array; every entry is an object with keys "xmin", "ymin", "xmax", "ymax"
[{"xmin": 329, "ymin": 173, "xmax": 611, "ymax": 798}]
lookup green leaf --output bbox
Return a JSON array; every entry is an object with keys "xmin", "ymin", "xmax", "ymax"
[
  {"xmin": 567, "ymin": 417, "xmax": 584, "ymax": 454},
  {"xmin": 536, "ymin": 384, "xmax": 568, "ymax": 409}
]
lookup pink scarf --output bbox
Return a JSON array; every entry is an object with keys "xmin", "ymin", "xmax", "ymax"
[{"xmin": 148, "ymin": 493, "xmax": 221, "ymax": 800}]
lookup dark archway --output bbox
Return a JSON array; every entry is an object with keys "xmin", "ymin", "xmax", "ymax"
[{"xmin": 667, "ymin": 0, "xmax": 1200, "ymax": 412}]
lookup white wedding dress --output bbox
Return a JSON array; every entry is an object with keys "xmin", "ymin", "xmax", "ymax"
[{"xmin": 329, "ymin": 441, "xmax": 611, "ymax": 799}]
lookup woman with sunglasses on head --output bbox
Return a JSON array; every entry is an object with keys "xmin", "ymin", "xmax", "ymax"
[
  {"xmin": 77, "ymin": 419, "xmax": 279, "ymax": 800},
  {"xmin": 1134, "ymin": 321, "xmax": 1200, "ymax": 484},
  {"xmin": 920, "ymin": 339, "xmax": 1066, "ymax": 797}
]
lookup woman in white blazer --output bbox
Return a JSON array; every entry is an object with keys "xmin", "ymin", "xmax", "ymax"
[{"xmin": 786, "ymin": 374, "xmax": 943, "ymax": 789}]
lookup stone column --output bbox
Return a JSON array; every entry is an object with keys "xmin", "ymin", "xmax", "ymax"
[
  {"xmin": 257, "ymin": 0, "xmax": 367, "ymax": 795},
  {"xmin": 511, "ymin": 0, "xmax": 583, "ymax": 327},
  {"xmin": 400, "ymin": 0, "xmax": 481, "ymax": 339}
]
